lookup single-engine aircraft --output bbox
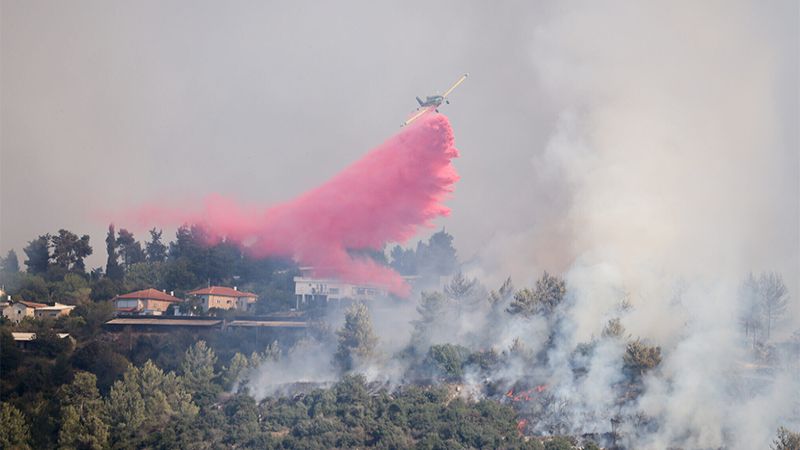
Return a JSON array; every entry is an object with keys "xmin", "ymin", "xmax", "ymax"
[{"xmin": 402, "ymin": 73, "xmax": 468, "ymax": 126}]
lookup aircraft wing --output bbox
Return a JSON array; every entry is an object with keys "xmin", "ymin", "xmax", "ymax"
[
  {"xmin": 442, "ymin": 73, "xmax": 468, "ymax": 98},
  {"xmin": 402, "ymin": 106, "xmax": 433, "ymax": 127}
]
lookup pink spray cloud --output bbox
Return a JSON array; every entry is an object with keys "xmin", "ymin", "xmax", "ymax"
[{"xmin": 121, "ymin": 113, "xmax": 459, "ymax": 297}]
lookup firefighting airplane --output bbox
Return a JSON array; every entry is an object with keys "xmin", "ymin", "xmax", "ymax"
[{"xmin": 402, "ymin": 73, "xmax": 468, "ymax": 127}]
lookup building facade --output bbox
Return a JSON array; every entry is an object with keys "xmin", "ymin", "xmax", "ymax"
[
  {"xmin": 2, "ymin": 301, "xmax": 48, "ymax": 323},
  {"xmin": 187, "ymin": 286, "xmax": 258, "ymax": 312},
  {"xmin": 34, "ymin": 303, "xmax": 76, "ymax": 319},
  {"xmin": 113, "ymin": 288, "xmax": 183, "ymax": 315},
  {"xmin": 293, "ymin": 276, "xmax": 388, "ymax": 308}
]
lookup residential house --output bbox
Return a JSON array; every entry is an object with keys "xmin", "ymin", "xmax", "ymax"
[
  {"xmin": 293, "ymin": 276, "xmax": 388, "ymax": 308},
  {"xmin": 113, "ymin": 288, "xmax": 183, "ymax": 315},
  {"xmin": 34, "ymin": 303, "xmax": 76, "ymax": 319},
  {"xmin": 3, "ymin": 300, "xmax": 48, "ymax": 323},
  {"xmin": 187, "ymin": 286, "xmax": 258, "ymax": 312}
]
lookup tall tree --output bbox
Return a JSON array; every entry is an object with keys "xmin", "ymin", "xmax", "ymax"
[
  {"xmin": 169, "ymin": 224, "xmax": 211, "ymax": 283},
  {"xmin": 411, "ymin": 292, "xmax": 447, "ymax": 351},
  {"xmin": 51, "ymin": 229, "xmax": 92, "ymax": 273},
  {"xmin": 0, "ymin": 249, "xmax": 20, "ymax": 274},
  {"xmin": 390, "ymin": 229, "xmax": 458, "ymax": 279},
  {"xmin": 389, "ymin": 245, "xmax": 417, "ymax": 276},
  {"xmin": 207, "ymin": 239, "xmax": 241, "ymax": 285},
  {"xmin": 23, "ymin": 234, "xmax": 51, "ymax": 275},
  {"xmin": 488, "ymin": 277, "xmax": 514, "ymax": 307},
  {"xmin": 181, "ymin": 341, "xmax": 219, "ymax": 406},
  {"xmin": 759, "ymin": 272, "xmax": 789, "ymax": 341},
  {"xmin": 0, "ymin": 402, "xmax": 31, "ymax": 450},
  {"xmin": 106, "ymin": 366, "xmax": 146, "ymax": 444},
  {"xmin": 738, "ymin": 273, "xmax": 762, "ymax": 347},
  {"xmin": 507, "ymin": 272, "xmax": 567, "ymax": 317},
  {"xmin": 419, "ymin": 229, "xmax": 458, "ymax": 277},
  {"xmin": 223, "ymin": 353, "xmax": 251, "ymax": 390},
  {"xmin": 57, "ymin": 372, "xmax": 109, "ymax": 450},
  {"xmin": 116, "ymin": 229, "xmax": 146, "ymax": 268},
  {"xmin": 444, "ymin": 271, "xmax": 480, "ymax": 315},
  {"xmin": 145, "ymin": 228, "xmax": 167, "ymax": 263},
  {"xmin": 334, "ymin": 302, "xmax": 378, "ymax": 373},
  {"xmin": 105, "ymin": 225, "xmax": 123, "ymax": 282}
]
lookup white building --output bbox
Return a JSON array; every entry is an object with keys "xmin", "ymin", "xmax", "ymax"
[
  {"xmin": 3, "ymin": 300, "xmax": 48, "ymax": 323},
  {"xmin": 34, "ymin": 303, "xmax": 76, "ymax": 319},
  {"xmin": 293, "ymin": 276, "xmax": 388, "ymax": 308}
]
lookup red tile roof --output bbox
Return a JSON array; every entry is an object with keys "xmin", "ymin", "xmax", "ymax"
[
  {"xmin": 187, "ymin": 286, "xmax": 257, "ymax": 298},
  {"xmin": 114, "ymin": 288, "xmax": 182, "ymax": 303}
]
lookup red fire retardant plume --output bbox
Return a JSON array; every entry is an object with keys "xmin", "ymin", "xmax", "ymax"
[{"xmin": 125, "ymin": 113, "xmax": 459, "ymax": 297}]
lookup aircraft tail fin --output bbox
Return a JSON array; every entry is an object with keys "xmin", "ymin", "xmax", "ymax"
[{"xmin": 416, "ymin": 96, "xmax": 424, "ymax": 106}]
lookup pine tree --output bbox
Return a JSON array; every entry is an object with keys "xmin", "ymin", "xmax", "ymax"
[
  {"xmin": 51, "ymin": 229, "xmax": 92, "ymax": 273},
  {"xmin": 507, "ymin": 272, "xmax": 566, "ymax": 317},
  {"xmin": 0, "ymin": 402, "xmax": 31, "ymax": 450},
  {"xmin": 116, "ymin": 229, "xmax": 146, "ymax": 268},
  {"xmin": 181, "ymin": 341, "xmax": 219, "ymax": 406},
  {"xmin": 107, "ymin": 361, "xmax": 198, "ymax": 447},
  {"xmin": 334, "ymin": 302, "xmax": 378, "ymax": 373},
  {"xmin": 1, "ymin": 249, "xmax": 20, "ymax": 274},
  {"xmin": 107, "ymin": 365, "xmax": 146, "ymax": 443},
  {"xmin": 488, "ymin": 277, "xmax": 514, "ymax": 307},
  {"xmin": 759, "ymin": 272, "xmax": 789, "ymax": 341},
  {"xmin": 444, "ymin": 271, "xmax": 480, "ymax": 315},
  {"xmin": 410, "ymin": 292, "xmax": 446, "ymax": 351},
  {"xmin": 146, "ymin": 228, "xmax": 167, "ymax": 263},
  {"xmin": 57, "ymin": 372, "xmax": 109, "ymax": 450},
  {"xmin": 223, "ymin": 353, "xmax": 250, "ymax": 390},
  {"xmin": 739, "ymin": 273, "xmax": 762, "ymax": 346},
  {"xmin": 105, "ymin": 224, "xmax": 124, "ymax": 281},
  {"xmin": 23, "ymin": 234, "xmax": 51, "ymax": 275}
]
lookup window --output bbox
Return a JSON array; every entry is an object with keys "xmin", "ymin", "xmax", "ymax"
[{"xmin": 117, "ymin": 299, "xmax": 138, "ymax": 309}]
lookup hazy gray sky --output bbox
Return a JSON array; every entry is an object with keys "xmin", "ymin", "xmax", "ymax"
[
  {"xmin": 1, "ymin": 1, "xmax": 559, "ymax": 269},
  {"xmin": 2, "ymin": 1, "xmax": 797, "ymax": 294}
]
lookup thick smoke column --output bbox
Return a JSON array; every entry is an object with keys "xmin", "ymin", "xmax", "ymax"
[{"xmin": 126, "ymin": 113, "xmax": 458, "ymax": 296}]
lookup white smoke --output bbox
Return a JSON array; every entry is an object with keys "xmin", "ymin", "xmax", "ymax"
[
  {"xmin": 514, "ymin": 2, "xmax": 799, "ymax": 448},
  {"xmin": 244, "ymin": 3, "xmax": 798, "ymax": 448}
]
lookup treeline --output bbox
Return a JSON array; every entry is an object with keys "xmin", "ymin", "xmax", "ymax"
[
  {"xmin": 0, "ymin": 337, "xmax": 579, "ymax": 450},
  {"xmin": 0, "ymin": 226, "xmax": 460, "ymax": 313},
  {"xmin": 0, "ymin": 224, "xmax": 299, "ymax": 312}
]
